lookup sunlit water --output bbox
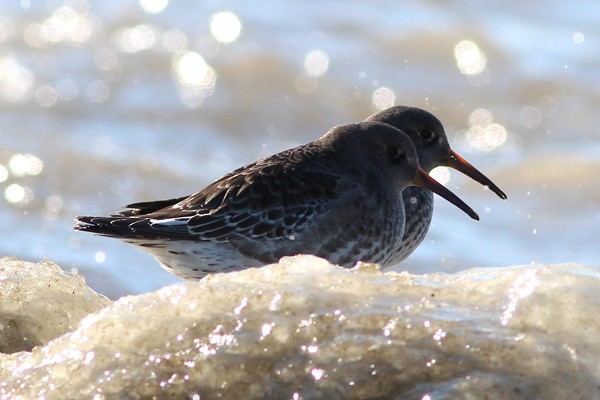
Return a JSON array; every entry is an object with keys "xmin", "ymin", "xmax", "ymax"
[{"xmin": 0, "ymin": 1, "xmax": 599, "ymax": 297}]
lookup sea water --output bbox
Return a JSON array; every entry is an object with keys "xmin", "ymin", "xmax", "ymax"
[{"xmin": 0, "ymin": 1, "xmax": 599, "ymax": 297}]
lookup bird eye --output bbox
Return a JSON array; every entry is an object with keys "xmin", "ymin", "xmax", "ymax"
[
  {"xmin": 386, "ymin": 146, "xmax": 404, "ymax": 159},
  {"xmin": 418, "ymin": 130, "xmax": 436, "ymax": 143}
]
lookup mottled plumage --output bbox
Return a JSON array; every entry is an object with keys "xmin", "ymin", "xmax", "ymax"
[
  {"xmin": 367, "ymin": 106, "xmax": 507, "ymax": 264},
  {"xmin": 75, "ymin": 121, "xmax": 478, "ymax": 279}
]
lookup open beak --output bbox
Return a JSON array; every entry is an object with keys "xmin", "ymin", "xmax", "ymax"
[
  {"xmin": 413, "ymin": 168, "xmax": 479, "ymax": 221},
  {"xmin": 446, "ymin": 150, "xmax": 507, "ymax": 200}
]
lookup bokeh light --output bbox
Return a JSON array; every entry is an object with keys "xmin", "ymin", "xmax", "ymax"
[
  {"xmin": 464, "ymin": 108, "xmax": 507, "ymax": 152},
  {"xmin": 304, "ymin": 50, "xmax": 329, "ymax": 77},
  {"xmin": 454, "ymin": 40, "xmax": 487, "ymax": 75},
  {"xmin": 35, "ymin": 84, "xmax": 59, "ymax": 108},
  {"xmin": 5, "ymin": 183, "xmax": 33, "ymax": 205},
  {"xmin": 48, "ymin": 6, "xmax": 92, "ymax": 43},
  {"xmin": 86, "ymin": 80, "xmax": 110, "ymax": 103},
  {"xmin": 430, "ymin": 166, "xmax": 450, "ymax": 185},
  {"xmin": 1, "ymin": 152, "xmax": 43, "ymax": 207},
  {"xmin": 572, "ymin": 32, "xmax": 585, "ymax": 45},
  {"xmin": 5, "ymin": 183, "xmax": 26, "ymax": 203},
  {"xmin": 0, "ymin": 55, "xmax": 34, "ymax": 103},
  {"xmin": 172, "ymin": 51, "xmax": 216, "ymax": 88},
  {"xmin": 171, "ymin": 51, "xmax": 217, "ymax": 108},
  {"xmin": 23, "ymin": 23, "xmax": 46, "ymax": 47},
  {"xmin": 0, "ymin": 165, "xmax": 8, "ymax": 183},
  {"xmin": 210, "ymin": 12, "xmax": 242, "ymax": 44},
  {"xmin": 95, "ymin": 251, "xmax": 106, "ymax": 264},
  {"xmin": 9, "ymin": 153, "xmax": 43, "ymax": 177},
  {"xmin": 56, "ymin": 79, "xmax": 79, "ymax": 101},
  {"xmin": 24, "ymin": 6, "xmax": 93, "ymax": 47},
  {"xmin": 114, "ymin": 24, "xmax": 156, "ymax": 53},
  {"xmin": 519, "ymin": 106, "xmax": 542, "ymax": 129},
  {"xmin": 139, "ymin": 0, "xmax": 168, "ymax": 14},
  {"xmin": 162, "ymin": 29, "xmax": 187, "ymax": 52},
  {"xmin": 372, "ymin": 87, "xmax": 395, "ymax": 110},
  {"xmin": 45, "ymin": 195, "xmax": 64, "ymax": 214}
]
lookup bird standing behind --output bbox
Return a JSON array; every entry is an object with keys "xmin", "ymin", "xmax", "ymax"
[
  {"xmin": 75, "ymin": 121, "xmax": 478, "ymax": 279},
  {"xmin": 366, "ymin": 106, "xmax": 506, "ymax": 265}
]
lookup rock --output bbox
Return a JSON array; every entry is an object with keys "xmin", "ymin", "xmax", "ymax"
[
  {"xmin": 1, "ymin": 255, "xmax": 599, "ymax": 399},
  {"xmin": 0, "ymin": 257, "xmax": 110, "ymax": 353}
]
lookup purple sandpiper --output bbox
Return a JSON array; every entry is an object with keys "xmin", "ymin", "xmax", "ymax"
[
  {"xmin": 75, "ymin": 121, "xmax": 479, "ymax": 279},
  {"xmin": 367, "ymin": 106, "xmax": 506, "ymax": 265}
]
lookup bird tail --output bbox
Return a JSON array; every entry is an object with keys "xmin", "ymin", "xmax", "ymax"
[
  {"xmin": 74, "ymin": 214, "xmax": 197, "ymax": 241},
  {"xmin": 74, "ymin": 216, "xmax": 143, "ymax": 238}
]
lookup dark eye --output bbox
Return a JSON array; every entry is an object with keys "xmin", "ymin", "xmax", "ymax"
[
  {"xmin": 418, "ymin": 130, "xmax": 436, "ymax": 143},
  {"xmin": 386, "ymin": 146, "xmax": 404, "ymax": 159}
]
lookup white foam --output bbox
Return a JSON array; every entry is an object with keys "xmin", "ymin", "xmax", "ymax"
[{"xmin": 1, "ymin": 256, "xmax": 599, "ymax": 399}]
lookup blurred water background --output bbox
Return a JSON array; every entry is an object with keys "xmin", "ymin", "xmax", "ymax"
[{"xmin": 0, "ymin": 0, "xmax": 598, "ymax": 298}]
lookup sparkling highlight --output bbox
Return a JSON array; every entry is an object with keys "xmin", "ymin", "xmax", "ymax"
[
  {"xmin": 454, "ymin": 40, "xmax": 487, "ymax": 75},
  {"xmin": 210, "ymin": 12, "xmax": 242, "ymax": 43}
]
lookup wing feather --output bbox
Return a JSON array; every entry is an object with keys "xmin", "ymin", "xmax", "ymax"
[{"xmin": 77, "ymin": 143, "xmax": 361, "ymax": 254}]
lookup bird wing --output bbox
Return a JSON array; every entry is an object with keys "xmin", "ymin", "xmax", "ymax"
[
  {"xmin": 76, "ymin": 136, "xmax": 373, "ymax": 269},
  {"xmin": 153, "ymin": 158, "xmax": 349, "ymax": 242},
  {"xmin": 117, "ymin": 196, "xmax": 189, "ymax": 216},
  {"xmin": 78, "ymin": 149, "xmax": 358, "ymax": 251},
  {"xmin": 178, "ymin": 160, "xmax": 359, "ymax": 262}
]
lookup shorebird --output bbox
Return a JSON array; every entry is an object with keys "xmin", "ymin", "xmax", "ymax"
[
  {"xmin": 75, "ymin": 121, "xmax": 478, "ymax": 279},
  {"xmin": 366, "ymin": 106, "xmax": 506, "ymax": 264}
]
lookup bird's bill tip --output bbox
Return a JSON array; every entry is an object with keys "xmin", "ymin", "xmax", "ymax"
[
  {"xmin": 412, "ymin": 168, "xmax": 479, "ymax": 221},
  {"xmin": 447, "ymin": 150, "xmax": 507, "ymax": 200}
]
